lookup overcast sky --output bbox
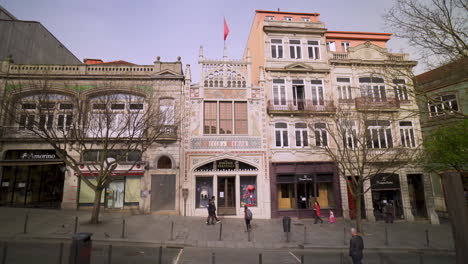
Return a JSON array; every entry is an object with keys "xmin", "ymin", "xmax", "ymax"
[{"xmin": 0, "ymin": 0, "xmax": 421, "ymax": 81}]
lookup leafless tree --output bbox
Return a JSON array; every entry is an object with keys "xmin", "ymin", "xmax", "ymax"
[
  {"xmin": 385, "ymin": 0, "xmax": 468, "ymax": 67},
  {"xmin": 2, "ymin": 79, "xmax": 178, "ymax": 223},
  {"xmin": 317, "ymin": 104, "xmax": 420, "ymax": 232}
]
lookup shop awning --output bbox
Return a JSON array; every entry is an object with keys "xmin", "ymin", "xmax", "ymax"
[{"xmin": 0, "ymin": 161, "xmax": 64, "ymax": 166}]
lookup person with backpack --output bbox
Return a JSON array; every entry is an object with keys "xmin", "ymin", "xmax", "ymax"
[
  {"xmin": 206, "ymin": 198, "xmax": 215, "ymax": 225},
  {"xmin": 244, "ymin": 205, "xmax": 252, "ymax": 231}
]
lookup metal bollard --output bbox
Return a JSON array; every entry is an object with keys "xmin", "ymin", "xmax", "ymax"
[
  {"xmin": 57, "ymin": 242, "xmax": 63, "ymax": 264},
  {"xmin": 425, "ymin": 229, "xmax": 429, "ymax": 247},
  {"xmin": 286, "ymin": 231, "xmax": 289, "ymax": 243},
  {"xmin": 23, "ymin": 212, "xmax": 29, "ymax": 234},
  {"xmin": 2, "ymin": 241, "xmax": 8, "ymax": 264},
  {"xmin": 258, "ymin": 253, "xmax": 263, "ymax": 264},
  {"xmin": 303, "ymin": 226, "xmax": 307, "ymax": 245},
  {"xmin": 170, "ymin": 221, "xmax": 174, "ymax": 241},
  {"xmin": 158, "ymin": 246, "xmax": 162, "ymax": 264},
  {"xmin": 211, "ymin": 252, "xmax": 215, "ymax": 264},
  {"xmin": 384, "ymin": 226, "xmax": 389, "ymax": 246},
  {"xmin": 218, "ymin": 223, "xmax": 223, "ymax": 241},
  {"xmin": 107, "ymin": 244, "xmax": 112, "ymax": 264},
  {"xmin": 74, "ymin": 216, "xmax": 78, "ymax": 234},
  {"xmin": 121, "ymin": 219, "xmax": 126, "ymax": 239}
]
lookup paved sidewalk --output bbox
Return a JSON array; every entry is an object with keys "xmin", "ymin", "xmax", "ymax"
[{"xmin": 0, "ymin": 207, "xmax": 455, "ymax": 252}]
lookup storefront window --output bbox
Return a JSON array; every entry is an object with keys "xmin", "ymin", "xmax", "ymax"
[
  {"xmin": 240, "ymin": 176, "xmax": 257, "ymax": 207},
  {"xmin": 196, "ymin": 177, "xmax": 213, "ymax": 208},
  {"xmin": 278, "ymin": 183, "xmax": 295, "ymax": 209}
]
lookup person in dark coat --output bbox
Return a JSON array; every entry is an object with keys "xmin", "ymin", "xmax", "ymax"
[
  {"xmin": 384, "ymin": 202, "xmax": 394, "ymax": 224},
  {"xmin": 349, "ymin": 228, "xmax": 364, "ymax": 264},
  {"xmin": 206, "ymin": 199, "xmax": 215, "ymax": 225}
]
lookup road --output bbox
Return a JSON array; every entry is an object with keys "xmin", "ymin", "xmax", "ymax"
[{"xmin": 0, "ymin": 240, "xmax": 455, "ymax": 264}]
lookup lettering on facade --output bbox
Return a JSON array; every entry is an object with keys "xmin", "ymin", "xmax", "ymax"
[
  {"xmin": 191, "ymin": 137, "xmax": 261, "ymax": 149},
  {"xmin": 20, "ymin": 152, "xmax": 56, "ymax": 160},
  {"xmin": 371, "ymin": 173, "xmax": 400, "ymax": 190}
]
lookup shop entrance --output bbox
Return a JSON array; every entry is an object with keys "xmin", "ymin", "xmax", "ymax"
[
  {"xmin": 217, "ymin": 177, "xmax": 235, "ymax": 215},
  {"xmin": 106, "ymin": 180, "xmax": 124, "ymax": 209},
  {"xmin": 407, "ymin": 174, "xmax": 427, "ymax": 218},
  {"xmin": 372, "ymin": 190, "xmax": 404, "ymax": 220},
  {"xmin": 151, "ymin": 174, "xmax": 175, "ymax": 211}
]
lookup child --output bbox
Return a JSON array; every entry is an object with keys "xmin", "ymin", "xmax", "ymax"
[{"xmin": 329, "ymin": 210, "xmax": 336, "ymax": 223}]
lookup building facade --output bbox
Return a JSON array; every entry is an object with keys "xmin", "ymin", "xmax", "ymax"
[
  {"xmin": 244, "ymin": 10, "xmax": 439, "ymax": 223},
  {"xmin": 180, "ymin": 47, "xmax": 270, "ymax": 218},
  {"xmin": 0, "ymin": 58, "xmax": 185, "ymax": 215}
]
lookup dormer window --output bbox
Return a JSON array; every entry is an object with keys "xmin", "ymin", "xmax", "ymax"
[
  {"xmin": 302, "ymin": 17, "xmax": 310, "ymax": 22},
  {"xmin": 284, "ymin": 17, "xmax": 293, "ymax": 21},
  {"xmin": 341, "ymin": 42, "xmax": 350, "ymax": 52},
  {"xmin": 266, "ymin": 16, "xmax": 275, "ymax": 20}
]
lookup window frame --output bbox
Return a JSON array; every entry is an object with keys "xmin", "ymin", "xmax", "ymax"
[
  {"xmin": 428, "ymin": 94, "xmax": 459, "ymax": 117},
  {"xmin": 203, "ymin": 100, "xmax": 248, "ymax": 135},
  {"xmin": 337, "ymin": 77, "xmax": 353, "ymax": 101},
  {"xmin": 341, "ymin": 42, "xmax": 350, "ymax": 52},
  {"xmin": 359, "ymin": 77, "xmax": 386, "ymax": 102},
  {"xmin": 270, "ymin": 39, "xmax": 284, "ymax": 59},
  {"xmin": 272, "ymin": 79, "xmax": 287, "ymax": 106},
  {"xmin": 399, "ymin": 121, "xmax": 416, "ymax": 148},
  {"xmin": 289, "ymin": 39, "xmax": 302, "ymax": 59},
  {"xmin": 314, "ymin": 123, "xmax": 328, "ymax": 147},
  {"xmin": 295, "ymin": 123, "xmax": 309, "ymax": 147},
  {"xmin": 274, "ymin": 122, "xmax": 289, "ymax": 148},
  {"xmin": 366, "ymin": 120, "xmax": 393, "ymax": 149},
  {"xmin": 307, "ymin": 40, "xmax": 320, "ymax": 60},
  {"xmin": 310, "ymin": 80, "xmax": 324, "ymax": 106}
]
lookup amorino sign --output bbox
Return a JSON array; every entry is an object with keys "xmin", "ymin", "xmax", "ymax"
[
  {"xmin": 190, "ymin": 137, "xmax": 262, "ymax": 149},
  {"xmin": 371, "ymin": 173, "xmax": 400, "ymax": 190}
]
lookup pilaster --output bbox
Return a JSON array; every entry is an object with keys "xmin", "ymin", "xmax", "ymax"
[
  {"xmin": 363, "ymin": 179, "xmax": 375, "ymax": 222},
  {"xmin": 399, "ymin": 171, "xmax": 415, "ymax": 221},
  {"xmin": 423, "ymin": 172, "xmax": 440, "ymax": 224}
]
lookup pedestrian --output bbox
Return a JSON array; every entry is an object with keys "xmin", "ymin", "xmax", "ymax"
[
  {"xmin": 211, "ymin": 196, "xmax": 221, "ymax": 223},
  {"xmin": 206, "ymin": 198, "xmax": 215, "ymax": 225},
  {"xmin": 313, "ymin": 201, "xmax": 323, "ymax": 224},
  {"xmin": 349, "ymin": 227, "xmax": 364, "ymax": 264},
  {"xmin": 329, "ymin": 210, "xmax": 336, "ymax": 223},
  {"xmin": 384, "ymin": 201, "xmax": 394, "ymax": 224},
  {"xmin": 244, "ymin": 205, "xmax": 252, "ymax": 231}
]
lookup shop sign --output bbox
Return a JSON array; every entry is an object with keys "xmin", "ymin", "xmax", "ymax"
[
  {"xmin": 19, "ymin": 151, "xmax": 57, "ymax": 160},
  {"xmin": 297, "ymin": 175, "xmax": 313, "ymax": 181},
  {"xmin": 191, "ymin": 137, "xmax": 261, "ymax": 149},
  {"xmin": 216, "ymin": 159, "xmax": 236, "ymax": 170},
  {"xmin": 371, "ymin": 174, "xmax": 400, "ymax": 189}
]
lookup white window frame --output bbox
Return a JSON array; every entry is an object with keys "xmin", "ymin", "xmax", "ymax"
[
  {"xmin": 314, "ymin": 123, "xmax": 328, "ymax": 147},
  {"xmin": 272, "ymin": 79, "xmax": 287, "ymax": 106},
  {"xmin": 270, "ymin": 39, "xmax": 283, "ymax": 59},
  {"xmin": 393, "ymin": 79, "xmax": 409, "ymax": 101},
  {"xmin": 327, "ymin": 41, "xmax": 336, "ymax": 52},
  {"xmin": 366, "ymin": 120, "xmax": 393, "ymax": 149},
  {"xmin": 428, "ymin": 94, "xmax": 459, "ymax": 117},
  {"xmin": 341, "ymin": 42, "xmax": 350, "ymax": 52},
  {"xmin": 284, "ymin": 16, "xmax": 293, "ymax": 21},
  {"xmin": 337, "ymin": 77, "xmax": 353, "ymax": 101},
  {"xmin": 307, "ymin": 40, "xmax": 320, "ymax": 60},
  {"xmin": 266, "ymin": 16, "xmax": 275, "ymax": 20},
  {"xmin": 359, "ymin": 77, "xmax": 386, "ymax": 102},
  {"xmin": 399, "ymin": 121, "xmax": 416, "ymax": 148},
  {"xmin": 310, "ymin": 80, "xmax": 324, "ymax": 106},
  {"xmin": 343, "ymin": 120, "xmax": 357, "ymax": 149},
  {"xmin": 302, "ymin": 17, "xmax": 310, "ymax": 22},
  {"xmin": 289, "ymin": 40, "xmax": 302, "ymax": 59},
  {"xmin": 274, "ymin": 122, "xmax": 289, "ymax": 147},
  {"xmin": 295, "ymin": 123, "xmax": 309, "ymax": 147}
]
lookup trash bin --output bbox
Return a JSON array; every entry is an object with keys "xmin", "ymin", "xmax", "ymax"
[
  {"xmin": 282, "ymin": 216, "xmax": 291, "ymax": 232},
  {"xmin": 69, "ymin": 232, "xmax": 92, "ymax": 264}
]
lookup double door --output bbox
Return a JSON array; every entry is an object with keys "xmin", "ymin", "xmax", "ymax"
[
  {"xmin": 106, "ymin": 180, "xmax": 124, "ymax": 209},
  {"xmin": 217, "ymin": 177, "xmax": 236, "ymax": 215}
]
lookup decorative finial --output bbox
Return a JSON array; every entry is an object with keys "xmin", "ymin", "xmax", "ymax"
[
  {"xmin": 199, "ymin": 45, "xmax": 204, "ymax": 60},
  {"xmin": 177, "ymin": 56, "xmax": 181, "ymax": 61},
  {"xmin": 156, "ymin": 56, "xmax": 161, "ymax": 61}
]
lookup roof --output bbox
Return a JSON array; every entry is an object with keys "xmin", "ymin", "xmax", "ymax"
[
  {"xmin": 84, "ymin": 59, "xmax": 136, "ymax": 66},
  {"xmin": 326, "ymin": 31, "xmax": 392, "ymax": 41},
  {"xmin": 415, "ymin": 57, "xmax": 468, "ymax": 91},
  {"xmin": 255, "ymin": 10, "xmax": 320, "ymax": 17}
]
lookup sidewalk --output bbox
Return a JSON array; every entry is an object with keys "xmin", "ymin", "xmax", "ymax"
[{"xmin": 0, "ymin": 207, "xmax": 455, "ymax": 252}]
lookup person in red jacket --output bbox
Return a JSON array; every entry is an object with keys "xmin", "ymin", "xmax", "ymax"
[{"xmin": 313, "ymin": 201, "xmax": 324, "ymax": 224}]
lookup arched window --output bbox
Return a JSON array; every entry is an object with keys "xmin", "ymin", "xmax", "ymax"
[{"xmin": 157, "ymin": 156, "xmax": 172, "ymax": 169}]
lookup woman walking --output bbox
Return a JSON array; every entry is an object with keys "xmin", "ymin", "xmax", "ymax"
[
  {"xmin": 313, "ymin": 201, "xmax": 323, "ymax": 224},
  {"xmin": 244, "ymin": 205, "xmax": 253, "ymax": 231}
]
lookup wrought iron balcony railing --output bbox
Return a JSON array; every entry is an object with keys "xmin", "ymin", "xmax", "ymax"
[{"xmin": 267, "ymin": 100, "xmax": 336, "ymax": 114}]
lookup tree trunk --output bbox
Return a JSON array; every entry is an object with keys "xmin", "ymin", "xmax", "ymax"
[
  {"xmin": 442, "ymin": 172, "xmax": 468, "ymax": 264},
  {"xmin": 90, "ymin": 188, "xmax": 103, "ymax": 224},
  {"xmin": 355, "ymin": 194, "xmax": 363, "ymax": 233}
]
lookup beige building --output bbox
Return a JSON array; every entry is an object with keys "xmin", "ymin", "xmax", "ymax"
[
  {"xmin": 180, "ymin": 46, "xmax": 270, "ymax": 218},
  {"xmin": 0, "ymin": 58, "xmax": 185, "ymax": 215}
]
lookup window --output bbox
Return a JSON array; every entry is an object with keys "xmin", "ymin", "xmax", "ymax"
[
  {"xmin": 341, "ymin": 42, "xmax": 350, "ymax": 52},
  {"xmin": 295, "ymin": 123, "xmax": 308, "ymax": 147},
  {"xmin": 57, "ymin": 114, "xmax": 73, "ymax": 130},
  {"xmin": 366, "ymin": 120, "xmax": 393, "ymax": 149},
  {"xmin": 327, "ymin": 41, "xmax": 336, "ymax": 52},
  {"xmin": 273, "ymin": 79, "xmax": 287, "ymax": 105},
  {"xmin": 399, "ymin": 121, "xmax": 416, "ymax": 148},
  {"xmin": 343, "ymin": 120, "xmax": 357, "ymax": 149},
  {"xmin": 302, "ymin": 17, "xmax": 310, "ymax": 22},
  {"xmin": 196, "ymin": 177, "xmax": 213, "ymax": 208},
  {"xmin": 240, "ymin": 176, "xmax": 257, "ymax": 207},
  {"xmin": 292, "ymin": 80, "xmax": 305, "ymax": 110},
  {"xmin": 266, "ymin": 16, "xmax": 275, "ymax": 20},
  {"xmin": 157, "ymin": 156, "xmax": 172, "ymax": 169},
  {"xmin": 307, "ymin": 40, "xmax": 320, "ymax": 59},
  {"xmin": 271, "ymin": 39, "xmax": 283, "ymax": 59},
  {"xmin": 82, "ymin": 150, "xmax": 142, "ymax": 163},
  {"xmin": 311, "ymin": 80, "xmax": 324, "ymax": 105},
  {"xmin": 203, "ymin": 101, "xmax": 248, "ymax": 134},
  {"xmin": 289, "ymin": 40, "xmax": 302, "ymax": 59},
  {"xmin": 284, "ymin": 17, "xmax": 293, "ymax": 21},
  {"xmin": 393, "ymin": 79, "xmax": 408, "ymax": 101},
  {"xmin": 314, "ymin": 123, "xmax": 328, "ymax": 147},
  {"xmin": 159, "ymin": 99, "xmax": 175, "ymax": 125},
  {"xmin": 337, "ymin": 77, "xmax": 353, "ymax": 101},
  {"xmin": 359, "ymin": 77, "xmax": 386, "ymax": 102},
  {"xmin": 428, "ymin": 94, "xmax": 459, "ymax": 117},
  {"xmin": 275, "ymin": 123, "xmax": 289, "ymax": 147}
]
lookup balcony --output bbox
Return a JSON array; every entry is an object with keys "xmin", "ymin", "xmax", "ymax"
[
  {"xmin": 267, "ymin": 100, "xmax": 336, "ymax": 115},
  {"xmin": 355, "ymin": 97, "xmax": 400, "ymax": 111},
  {"xmin": 157, "ymin": 125, "xmax": 178, "ymax": 141}
]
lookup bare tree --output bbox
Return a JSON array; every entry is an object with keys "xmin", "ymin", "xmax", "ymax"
[
  {"xmin": 318, "ymin": 104, "xmax": 420, "ymax": 232},
  {"xmin": 2, "ymin": 79, "xmax": 177, "ymax": 223},
  {"xmin": 385, "ymin": 0, "xmax": 468, "ymax": 67}
]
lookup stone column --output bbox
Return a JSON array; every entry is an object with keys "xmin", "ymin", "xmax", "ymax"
[
  {"xmin": 399, "ymin": 171, "xmax": 414, "ymax": 221},
  {"xmin": 422, "ymin": 173, "xmax": 440, "ymax": 224},
  {"xmin": 61, "ymin": 167, "xmax": 78, "ymax": 210},
  {"xmin": 363, "ymin": 179, "xmax": 375, "ymax": 222}
]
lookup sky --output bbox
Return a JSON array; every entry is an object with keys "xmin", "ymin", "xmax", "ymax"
[{"xmin": 0, "ymin": 0, "xmax": 421, "ymax": 81}]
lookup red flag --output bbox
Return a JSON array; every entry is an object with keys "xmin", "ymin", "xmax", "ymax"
[{"xmin": 224, "ymin": 17, "xmax": 230, "ymax": 40}]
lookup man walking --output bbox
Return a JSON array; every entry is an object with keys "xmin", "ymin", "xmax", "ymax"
[
  {"xmin": 206, "ymin": 198, "xmax": 215, "ymax": 225},
  {"xmin": 349, "ymin": 228, "xmax": 364, "ymax": 264},
  {"xmin": 384, "ymin": 201, "xmax": 394, "ymax": 224},
  {"xmin": 244, "ymin": 205, "xmax": 252, "ymax": 231}
]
